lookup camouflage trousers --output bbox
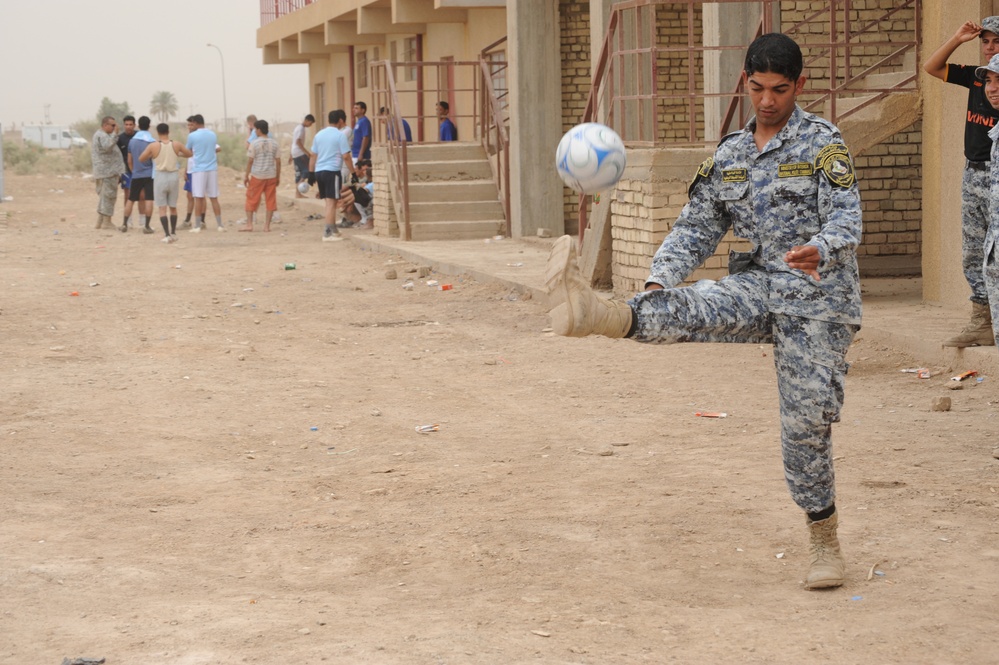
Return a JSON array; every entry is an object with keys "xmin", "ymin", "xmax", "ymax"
[
  {"xmin": 961, "ymin": 166, "xmax": 990, "ymax": 305},
  {"xmin": 95, "ymin": 176, "xmax": 118, "ymax": 217},
  {"xmin": 629, "ymin": 268, "xmax": 857, "ymax": 514},
  {"xmin": 986, "ymin": 235, "xmax": 999, "ymax": 344}
]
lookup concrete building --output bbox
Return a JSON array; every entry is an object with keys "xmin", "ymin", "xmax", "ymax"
[{"xmin": 257, "ymin": 0, "xmax": 994, "ymax": 306}]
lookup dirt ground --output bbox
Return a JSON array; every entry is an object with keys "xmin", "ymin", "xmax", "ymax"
[{"xmin": 2, "ymin": 168, "xmax": 998, "ymax": 665}]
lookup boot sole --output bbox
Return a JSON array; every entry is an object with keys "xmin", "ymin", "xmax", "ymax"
[{"xmin": 804, "ymin": 577, "xmax": 844, "ymax": 590}]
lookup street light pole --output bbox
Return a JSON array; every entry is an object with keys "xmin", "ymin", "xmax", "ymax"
[{"xmin": 206, "ymin": 43, "xmax": 228, "ymax": 133}]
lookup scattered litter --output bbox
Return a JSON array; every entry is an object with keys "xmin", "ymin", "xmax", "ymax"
[
  {"xmin": 415, "ymin": 424, "xmax": 440, "ymax": 434},
  {"xmin": 89, "ymin": 282, "xmax": 99, "ymax": 287},
  {"xmin": 61, "ymin": 659, "xmax": 105, "ymax": 665},
  {"xmin": 951, "ymin": 370, "xmax": 978, "ymax": 382},
  {"xmin": 173, "ymin": 264, "xmax": 182, "ymax": 269},
  {"xmin": 425, "ymin": 279, "xmax": 439, "ymax": 287},
  {"xmin": 2, "ymin": 196, "xmax": 13, "ymax": 201},
  {"xmin": 694, "ymin": 411, "xmax": 727, "ymax": 418},
  {"xmin": 310, "ymin": 426, "xmax": 318, "ymax": 431},
  {"xmin": 507, "ymin": 262, "xmax": 525, "ymax": 267},
  {"xmin": 866, "ymin": 560, "xmax": 883, "ymax": 581},
  {"xmin": 977, "ymin": 376, "xmax": 986, "ymax": 383},
  {"xmin": 438, "ymin": 284, "xmax": 453, "ymax": 291},
  {"xmin": 900, "ymin": 368, "xmax": 922, "ymax": 373},
  {"xmin": 531, "ymin": 630, "xmax": 551, "ymax": 638},
  {"xmin": 69, "ymin": 291, "xmax": 79, "ymax": 297},
  {"xmin": 284, "ymin": 263, "xmax": 296, "ymax": 270},
  {"xmin": 402, "ymin": 280, "xmax": 414, "ymax": 290},
  {"xmin": 849, "ymin": 596, "xmax": 863, "ymax": 602},
  {"xmin": 775, "ymin": 552, "xmax": 785, "ymax": 559},
  {"xmin": 917, "ymin": 369, "xmax": 932, "ymax": 379},
  {"xmin": 243, "ymin": 287, "xmax": 254, "ymax": 292}
]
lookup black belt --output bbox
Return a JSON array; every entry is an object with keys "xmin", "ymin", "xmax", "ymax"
[{"xmin": 967, "ymin": 160, "xmax": 990, "ymax": 171}]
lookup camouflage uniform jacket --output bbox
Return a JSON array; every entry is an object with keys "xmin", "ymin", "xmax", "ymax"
[
  {"xmin": 91, "ymin": 129, "xmax": 125, "ymax": 179},
  {"xmin": 647, "ymin": 105, "xmax": 863, "ymax": 325},
  {"xmin": 986, "ymin": 124, "xmax": 999, "ymax": 263}
]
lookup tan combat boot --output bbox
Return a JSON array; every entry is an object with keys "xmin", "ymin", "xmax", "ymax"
[
  {"xmin": 545, "ymin": 235, "xmax": 632, "ymax": 338},
  {"xmin": 804, "ymin": 512, "xmax": 845, "ymax": 590},
  {"xmin": 942, "ymin": 302, "xmax": 995, "ymax": 347}
]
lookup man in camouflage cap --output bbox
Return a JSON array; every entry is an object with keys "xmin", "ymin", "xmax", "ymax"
[
  {"xmin": 545, "ymin": 33, "xmax": 861, "ymax": 590},
  {"xmin": 924, "ymin": 17, "xmax": 999, "ymax": 347}
]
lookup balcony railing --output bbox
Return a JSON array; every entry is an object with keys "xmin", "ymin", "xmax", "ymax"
[{"xmin": 260, "ymin": 0, "xmax": 314, "ymax": 26}]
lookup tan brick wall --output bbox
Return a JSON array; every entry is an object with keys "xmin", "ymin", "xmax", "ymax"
[
  {"xmin": 855, "ymin": 121, "xmax": 922, "ymax": 267},
  {"xmin": 560, "ymin": 0, "xmax": 591, "ymax": 235},
  {"xmin": 656, "ymin": 5, "xmax": 705, "ymax": 143},
  {"xmin": 371, "ymin": 147, "xmax": 399, "ymax": 237}
]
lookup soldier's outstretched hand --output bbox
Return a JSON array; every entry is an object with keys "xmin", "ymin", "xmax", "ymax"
[{"xmin": 785, "ymin": 245, "xmax": 821, "ymax": 281}]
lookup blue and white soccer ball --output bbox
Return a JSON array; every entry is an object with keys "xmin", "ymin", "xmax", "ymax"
[
  {"xmin": 555, "ymin": 122, "xmax": 627, "ymax": 194},
  {"xmin": 297, "ymin": 181, "xmax": 310, "ymax": 195}
]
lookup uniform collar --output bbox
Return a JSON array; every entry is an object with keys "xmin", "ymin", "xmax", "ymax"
[{"xmin": 744, "ymin": 105, "xmax": 805, "ymax": 152}]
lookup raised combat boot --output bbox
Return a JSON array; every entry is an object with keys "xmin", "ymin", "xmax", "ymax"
[
  {"xmin": 544, "ymin": 235, "xmax": 632, "ymax": 338},
  {"xmin": 942, "ymin": 302, "xmax": 995, "ymax": 347},
  {"xmin": 804, "ymin": 511, "xmax": 845, "ymax": 590}
]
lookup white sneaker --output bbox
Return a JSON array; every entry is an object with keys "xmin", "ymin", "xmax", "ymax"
[
  {"xmin": 322, "ymin": 233, "xmax": 344, "ymax": 242},
  {"xmin": 171, "ymin": 234, "xmax": 178, "ymax": 241},
  {"xmin": 189, "ymin": 225, "xmax": 202, "ymax": 233},
  {"xmin": 217, "ymin": 225, "xmax": 226, "ymax": 232},
  {"xmin": 161, "ymin": 235, "xmax": 176, "ymax": 244}
]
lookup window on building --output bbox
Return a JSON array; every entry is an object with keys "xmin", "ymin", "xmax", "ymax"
[
  {"xmin": 357, "ymin": 50, "xmax": 368, "ymax": 88},
  {"xmin": 404, "ymin": 37, "xmax": 418, "ymax": 82}
]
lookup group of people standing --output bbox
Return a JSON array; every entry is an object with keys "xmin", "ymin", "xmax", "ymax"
[{"xmin": 90, "ymin": 113, "xmax": 226, "ymax": 242}]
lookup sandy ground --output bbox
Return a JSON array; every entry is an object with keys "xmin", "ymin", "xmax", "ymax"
[{"xmin": 1, "ymin": 169, "xmax": 999, "ymax": 664}]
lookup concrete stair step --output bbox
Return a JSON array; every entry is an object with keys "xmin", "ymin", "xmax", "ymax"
[
  {"xmin": 408, "ymin": 159, "xmax": 494, "ymax": 182},
  {"xmin": 408, "ymin": 179, "xmax": 499, "ymax": 203},
  {"xmin": 409, "ymin": 219, "xmax": 506, "ymax": 241},
  {"xmin": 406, "ymin": 142, "xmax": 486, "ymax": 162},
  {"xmin": 862, "ymin": 69, "xmax": 914, "ymax": 90},
  {"xmin": 410, "ymin": 200, "xmax": 505, "ymax": 221}
]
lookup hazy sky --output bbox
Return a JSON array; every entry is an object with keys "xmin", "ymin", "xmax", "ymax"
[{"xmin": 0, "ymin": 1, "xmax": 309, "ymax": 129}]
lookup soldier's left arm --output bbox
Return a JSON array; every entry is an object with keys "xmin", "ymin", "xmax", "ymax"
[{"xmin": 804, "ymin": 142, "xmax": 863, "ymax": 269}]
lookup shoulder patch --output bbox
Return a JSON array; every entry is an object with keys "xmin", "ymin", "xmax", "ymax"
[
  {"xmin": 814, "ymin": 143, "xmax": 855, "ymax": 188},
  {"xmin": 688, "ymin": 157, "xmax": 715, "ymax": 196}
]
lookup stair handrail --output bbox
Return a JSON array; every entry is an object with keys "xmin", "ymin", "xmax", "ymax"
[
  {"xmin": 577, "ymin": 0, "xmax": 921, "ymax": 248},
  {"xmin": 377, "ymin": 61, "xmax": 412, "ymax": 240},
  {"xmin": 478, "ymin": 38, "xmax": 511, "ymax": 237}
]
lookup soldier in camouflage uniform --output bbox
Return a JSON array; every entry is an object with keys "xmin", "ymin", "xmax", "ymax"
[
  {"xmin": 546, "ymin": 34, "xmax": 861, "ymax": 590},
  {"xmin": 923, "ymin": 17, "xmax": 999, "ymax": 347},
  {"xmin": 90, "ymin": 116, "xmax": 125, "ymax": 230}
]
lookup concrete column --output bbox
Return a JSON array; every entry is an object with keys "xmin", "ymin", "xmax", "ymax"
[
  {"xmin": 703, "ymin": 4, "xmax": 761, "ymax": 140},
  {"xmin": 507, "ymin": 0, "xmax": 564, "ymax": 237},
  {"xmin": 920, "ymin": 0, "xmax": 984, "ymax": 303}
]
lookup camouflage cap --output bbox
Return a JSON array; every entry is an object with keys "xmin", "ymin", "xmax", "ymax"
[
  {"xmin": 975, "ymin": 53, "xmax": 999, "ymax": 79},
  {"xmin": 982, "ymin": 16, "xmax": 999, "ymax": 36}
]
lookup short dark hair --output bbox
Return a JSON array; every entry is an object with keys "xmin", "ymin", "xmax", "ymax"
[
  {"xmin": 355, "ymin": 101, "xmax": 367, "ymax": 112},
  {"xmin": 254, "ymin": 119, "xmax": 269, "ymax": 136},
  {"xmin": 138, "ymin": 116, "xmax": 151, "ymax": 130},
  {"xmin": 304, "ymin": 114, "xmax": 315, "ymax": 122},
  {"xmin": 156, "ymin": 122, "xmax": 169, "ymax": 135},
  {"xmin": 437, "ymin": 100, "xmax": 449, "ymax": 112},
  {"xmin": 101, "ymin": 115, "xmax": 116, "ymax": 125},
  {"xmin": 123, "ymin": 115, "xmax": 136, "ymax": 123},
  {"xmin": 744, "ymin": 33, "xmax": 803, "ymax": 81},
  {"xmin": 193, "ymin": 114, "xmax": 205, "ymax": 126},
  {"xmin": 186, "ymin": 115, "xmax": 195, "ymax": 123},
  {"xmin": 330, "ymin": 109, "xmax": 347, "ymax": 124},
  {"xmin": 356, "ymin": 159, "xmax": 372, "ymax": 168}
]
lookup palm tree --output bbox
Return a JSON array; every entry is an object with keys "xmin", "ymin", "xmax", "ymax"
[{"xmin": 150, "ymin": 91, "xmax": 179, "ymax": 123}]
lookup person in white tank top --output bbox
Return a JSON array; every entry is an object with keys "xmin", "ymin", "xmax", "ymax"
[{"xmin": 139, "ymin": 123, "xmax": 193, "ymax": 242}]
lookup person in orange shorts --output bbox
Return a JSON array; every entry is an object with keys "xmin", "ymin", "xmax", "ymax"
[{"xmin": 242, "ymin": 119, "xmax": 281, "ymax": 232}]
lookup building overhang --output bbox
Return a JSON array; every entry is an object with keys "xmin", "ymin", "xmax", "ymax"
[{"xmin": 258, "ymin": 0, "xmax": 494, "ymax": 65}]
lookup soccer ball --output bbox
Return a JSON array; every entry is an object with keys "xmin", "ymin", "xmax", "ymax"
[
  {"xmin": 297, "ymin": 181, "xmax": 310, "ymax": 195},
  {"xmin": 555, "ymin": 123, "xmax": 627, "ymax": 194}
]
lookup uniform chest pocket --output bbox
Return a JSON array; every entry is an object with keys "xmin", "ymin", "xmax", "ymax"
[
  {"xmin": 771, "ymin": 176, "xmax": 817, "ymax": 207},
  {"xmin": 717, "ymin": 181, "xmax": 749, "ymax": 202}
]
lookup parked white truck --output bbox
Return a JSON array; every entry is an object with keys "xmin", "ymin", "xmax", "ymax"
[{"xmin": 22, "ymin": 125, "xmax": 87, "ymax": 149}]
